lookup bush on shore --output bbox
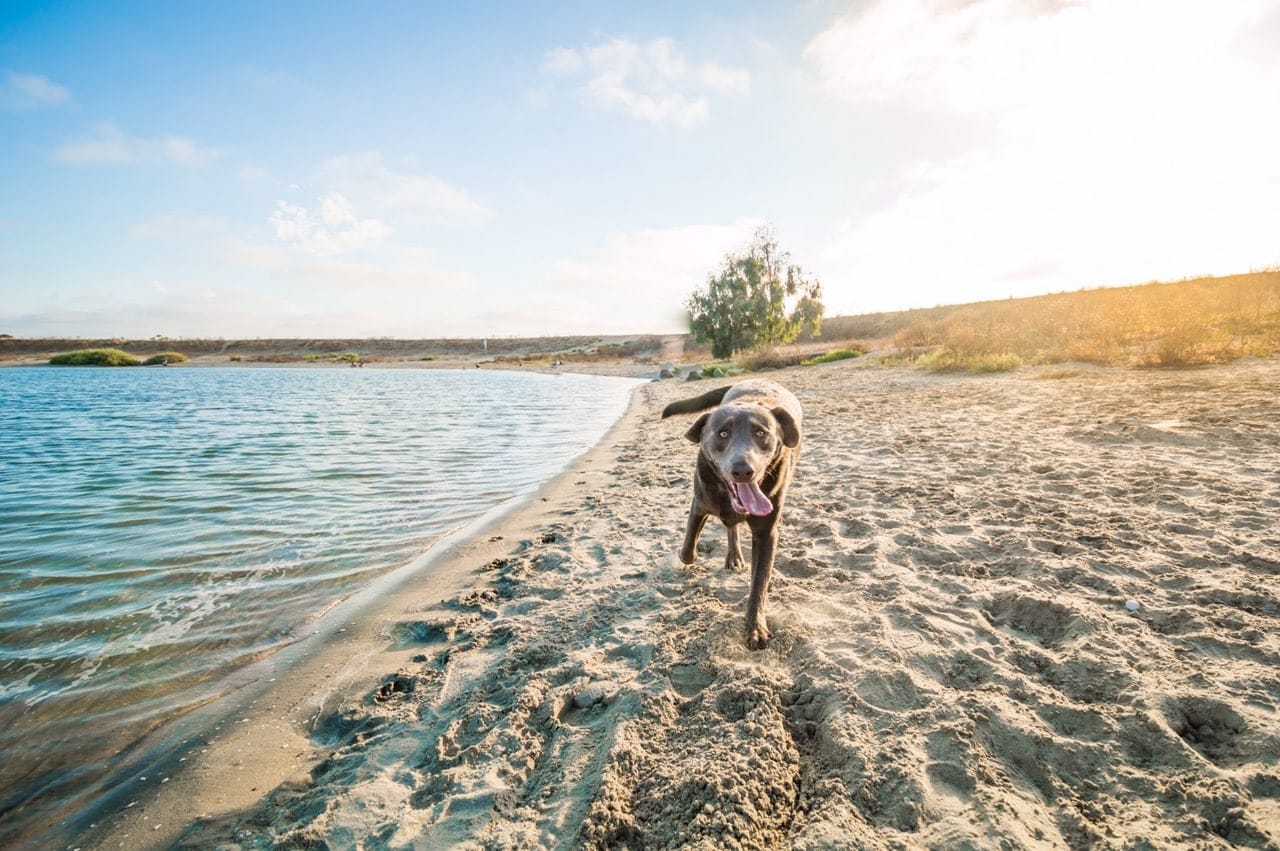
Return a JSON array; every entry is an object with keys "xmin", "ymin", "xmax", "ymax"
[
  {"xmin": 736, "ymin": 348, "xmax": 811, "ymax": 371},
  {"xmin": 142, "ymin": 352, "xmax": 188, "ymax": 365},
  {"xmin": 49, "ymin": 348, "xmax": 141, "ymax": 366},
  {"xmin": 801, "ymin": 348, "xmax": 863, "ymax": 366}
]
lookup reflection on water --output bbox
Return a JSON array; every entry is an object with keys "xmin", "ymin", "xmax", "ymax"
[{"xmin": 0, "ymin": 365, "xmax": 636, "ymax": 840}]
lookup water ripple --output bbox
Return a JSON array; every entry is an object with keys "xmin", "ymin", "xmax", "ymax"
[{"xmin": 0, "ymin": 365, "xmax": 637, "ymax": 839}]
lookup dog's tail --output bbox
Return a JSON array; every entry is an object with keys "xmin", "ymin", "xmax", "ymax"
[{"xmin": 661, "ymin": 385, "xmax": 732, "ymax": 419}]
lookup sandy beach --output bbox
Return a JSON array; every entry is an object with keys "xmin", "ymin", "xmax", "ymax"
[{"xmin": 81, "ymin": 356, "xmax": 1280, "ymax": 850}]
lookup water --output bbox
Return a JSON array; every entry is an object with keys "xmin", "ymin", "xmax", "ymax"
[{"xmin": 0, "ymin": 365, "xmax": 638, "ymax": 840}]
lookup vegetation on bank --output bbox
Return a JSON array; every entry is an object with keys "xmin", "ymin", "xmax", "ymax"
[
  {"xmin": 142, "ymin": 352, "xmax": 188, "ymax": 365},
  {"xmin": 48, "ymin": 348, "xmax": 192, "ymax": 366},
  {"xmin": 18, "ymin": 271, "xmax": 1280, "ymax": 376},
  {"xmin": 885, "ymin": 271, "xmax": 1280, "ymax": 372},
  {"xmin": 679, "ymin": 271, "xmax": 1280, "ymax": 376},
  {"xmin": 802, "ymin": 348, "xmax": 863, "ymax": 366},
  {"xmin": 490, "ymin": 336, "xmax": 667, "ymax": 367},
  {"xmin": 684, "ymin": 226, "xmax": 824, "ymax": 359},
  {"xmin": 49, "ymin": 348, "xmax": 142, "ymax": 366},
  {"xmin": 302, "ymin": 351, "xmax": 362, "ymax": 362}
]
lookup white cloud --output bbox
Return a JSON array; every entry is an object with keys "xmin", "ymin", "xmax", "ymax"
[
  {"xmin": 805, "ymin": 0, "xmax": 1280, "ymax": 311},
  {"xmin": 51, "ymin": 123, "xmax": 134, "ymax": 164},
  {"xmin": 317, "ymin": 153, "xmax": 491, "ymax": 223},
  {"xmin": 544, "ymin": 36, "xmax": 750, "ymax": 128},
  {"xmin": 51, "ymin": 123, "xmax": 225, "ymax": 167},
  {"xmin": 482, "ymin": 219, "xmax": 763, "ymax": 334},
  {"xmin": 269, "ymin": 193, "xmax": 391, "ymax": 257},
  {"xmin": 697, "ymin": 62, "xmax": 750, "ymax": 95},
  {"xmin": 159, "ymin": 136, "xmax": 223, "ymax": 168},
  {"xmin": 805, "ymin": 0, "xmax": 1064, "ymax": 114},
  {"xmin": 543, "ymin": 47, "xmax": 583, "ymax": 76},
  {"xmin": 1, "ymin": 70, "xmax": 69, "ymax": 110},
  {"xmin": 253, "ymin": 154, "xmax": 489, "ymax": 312}
]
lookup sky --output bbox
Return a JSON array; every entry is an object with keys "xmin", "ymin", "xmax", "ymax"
[{"xmin": 2, "ymin": 0, "xmax": 1278, "ymax": 339}]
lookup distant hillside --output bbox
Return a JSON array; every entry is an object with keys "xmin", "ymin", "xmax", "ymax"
[
  {"xmin": 0, "ymin": 334, "xmax": 676, "ymax": 364},
  {"xmin": 6, "ymin": 270, "xmax": 1278, "ymax": 372},
  {"xmin": 800, "ymin": 269, "xmax": 1280, "ymax": 370}
]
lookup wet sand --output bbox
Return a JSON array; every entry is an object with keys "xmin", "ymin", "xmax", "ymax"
[{"xmin": 85, "ymin": 357, "xmax": 1280, "ymax": 849}]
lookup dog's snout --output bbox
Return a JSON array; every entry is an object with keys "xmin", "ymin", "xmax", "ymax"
[{"xmin": 730, "ymin": 461, "xmax": 754, "ymax": 482}]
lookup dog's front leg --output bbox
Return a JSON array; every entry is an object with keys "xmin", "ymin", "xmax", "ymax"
[
  {"xmin": 724, "ymin": 522, "xmax": 745, "ymax": 572},
  {"xmin": 679, "ymin": 503, "xmax": 709, "ymax": 565},
  {"xmin": 744, "ymin": 524, "xmax": 777, "ymax": 649}
]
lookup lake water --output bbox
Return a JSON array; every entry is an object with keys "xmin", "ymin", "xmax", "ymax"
[{"xmin": 0, "ymin": 365, "xmax": 639, "ymax": 842}]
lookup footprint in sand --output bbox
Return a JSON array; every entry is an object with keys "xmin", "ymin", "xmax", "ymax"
[
  {"xmin": 1163, "ymin": 695, "xmax": 1248, "ymax": 766},
  {"xmin": 983, "ymin": 592, "xmax": 1091, "ymax": 648},
  {"xmin": 854, "ymin": 669, "xmax": 919, "ymax": 713},
  {"xmin": 668, "ymin": 663, "xmax": 714, "ymax": 698}
]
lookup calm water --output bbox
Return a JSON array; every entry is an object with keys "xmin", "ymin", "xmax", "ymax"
[{"xmin": 0, "ymin": 365, "xmax": 638, "ymax": 839}]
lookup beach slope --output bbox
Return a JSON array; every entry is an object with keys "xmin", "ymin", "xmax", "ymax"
[{"xmin": 93, "ymin": 358, "xmax": 1280, "ymax": 849}]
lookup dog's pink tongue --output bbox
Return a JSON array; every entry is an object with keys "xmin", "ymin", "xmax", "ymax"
[{"xmin": 732, "ymin": 482, "xmax": 774, "ymax": 516}]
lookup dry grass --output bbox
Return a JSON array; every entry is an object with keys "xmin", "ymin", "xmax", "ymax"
[
  {"xmin": 737, "ymin": 348, "xmax": 812, "ymax": 371},
  {"xmin": 883, "ymin": 271, "xmax": 1280, "ymax": 372},
  {"xmin": 734, "ymin": 270, "xmax": 1280, "ymax": 375},
  {"xmin": 801, "ymin": 347, "xmax": 864, "ymax": 366}
]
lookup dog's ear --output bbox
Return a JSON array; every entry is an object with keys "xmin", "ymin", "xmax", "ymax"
[
  {"xmin": 772, "ymin": 407, "xmax": 800, "ymax": 448},
  {"xmin": 684, "ymin": 412, "xmax": 712, "ymax": 444}
]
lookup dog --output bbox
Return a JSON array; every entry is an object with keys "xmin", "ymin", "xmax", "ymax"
[{"xmin": 661, "ymin": 379, "xmax": 802, "ymax": 649}]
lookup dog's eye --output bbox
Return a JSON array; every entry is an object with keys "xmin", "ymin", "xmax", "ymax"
[
  {"xmin": 717, "ymin": 430, "xmax": 729, "ymax": 439},
  {"xmin": 755, "ymin": 429, "xmax": 766, "ymax": 438}
]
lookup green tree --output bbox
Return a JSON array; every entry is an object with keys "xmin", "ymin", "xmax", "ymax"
[{"xmin": 685, "ymin": 226, "xmax": 824, "ymax": 359}]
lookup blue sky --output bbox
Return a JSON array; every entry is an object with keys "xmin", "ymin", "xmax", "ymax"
[{"xmin": 2, "ymin": 1, "xmax": 1278, "ymax": 338}]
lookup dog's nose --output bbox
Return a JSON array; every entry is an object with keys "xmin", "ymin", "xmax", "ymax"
[{"xmin": 730, "ymin": 462, "xmax": 754, "ymax": 482}]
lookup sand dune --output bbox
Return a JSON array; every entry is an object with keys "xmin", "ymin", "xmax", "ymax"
[{"xmin": 91, "ymin": 357, "xmax": 1280, "ymax": 849}]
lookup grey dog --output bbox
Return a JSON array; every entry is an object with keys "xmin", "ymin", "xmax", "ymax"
[{"xmin": 661, "ymin": 379, "xmax": 802, "ymax": 649}]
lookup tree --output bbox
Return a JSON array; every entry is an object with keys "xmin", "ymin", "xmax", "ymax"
[{"xmin": 685, "ymin": 226, "xmax": 824, "ymax": 359}]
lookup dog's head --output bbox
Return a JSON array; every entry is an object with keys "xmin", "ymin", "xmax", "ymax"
[{"xmin": 684, "ymin": 402, "xmax": 800, "ymax": 516}]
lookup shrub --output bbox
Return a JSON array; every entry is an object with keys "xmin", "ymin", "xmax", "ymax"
[
  {"xmin": 49, "ymin": 348, "xmax": 141, "ymax": 366},
  {"xmin": 142, "ymin": 352, "xmax": 188, "ymax": 365},
  {"xmin": 968, "ymin": 352, "xmax": 1022, "ymax": 373},
  {"xmin": 737, "ymin": 347, "xmax": 809, "ymax": 371},
  {"xmin": 802, "ymin": 348, "xmax": 863, "ymax": 366},
  {"xmin": 915, "ymin": 348, "xmax": 1020, "ymax": 374},
  {"xmin": 686, "ymin": 226, "xmax": 824, "ymax": 358},
  {"xmin": 892, "ymin": 320, "xmax": 945, "ymax": 350},
  {"xmin": 914, "ymin": 348, "xmax": 960, "ymax": 373}
]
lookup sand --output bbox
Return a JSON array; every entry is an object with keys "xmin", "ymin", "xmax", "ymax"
[{"xmin": 84, "ymin": 357, "xmax": 1280, "ymax": 850}]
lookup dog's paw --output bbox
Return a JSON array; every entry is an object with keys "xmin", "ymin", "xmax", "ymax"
[
  {"xmin": 724, "ymin": 554, "xmax": 745, "ymax": 572},
  {"xmin": 745, "ymin": 621, "xmax": 771, "ymax": 650},
  {"xmin": 678, "ymin": 549, "xmax": 697, "ymax": 566}
]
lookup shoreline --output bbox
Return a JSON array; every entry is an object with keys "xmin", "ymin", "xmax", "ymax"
[
  {"xmin": 71, "ymin": 376, "xmax": 653, "ymax": 850},
  {"xmin": 0, "ymin": 355, "xmax": 664, "ymax": 379},
  {"xmin": 75, "ymin": 358, "xmax": 1280, "ymax": 848}
]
